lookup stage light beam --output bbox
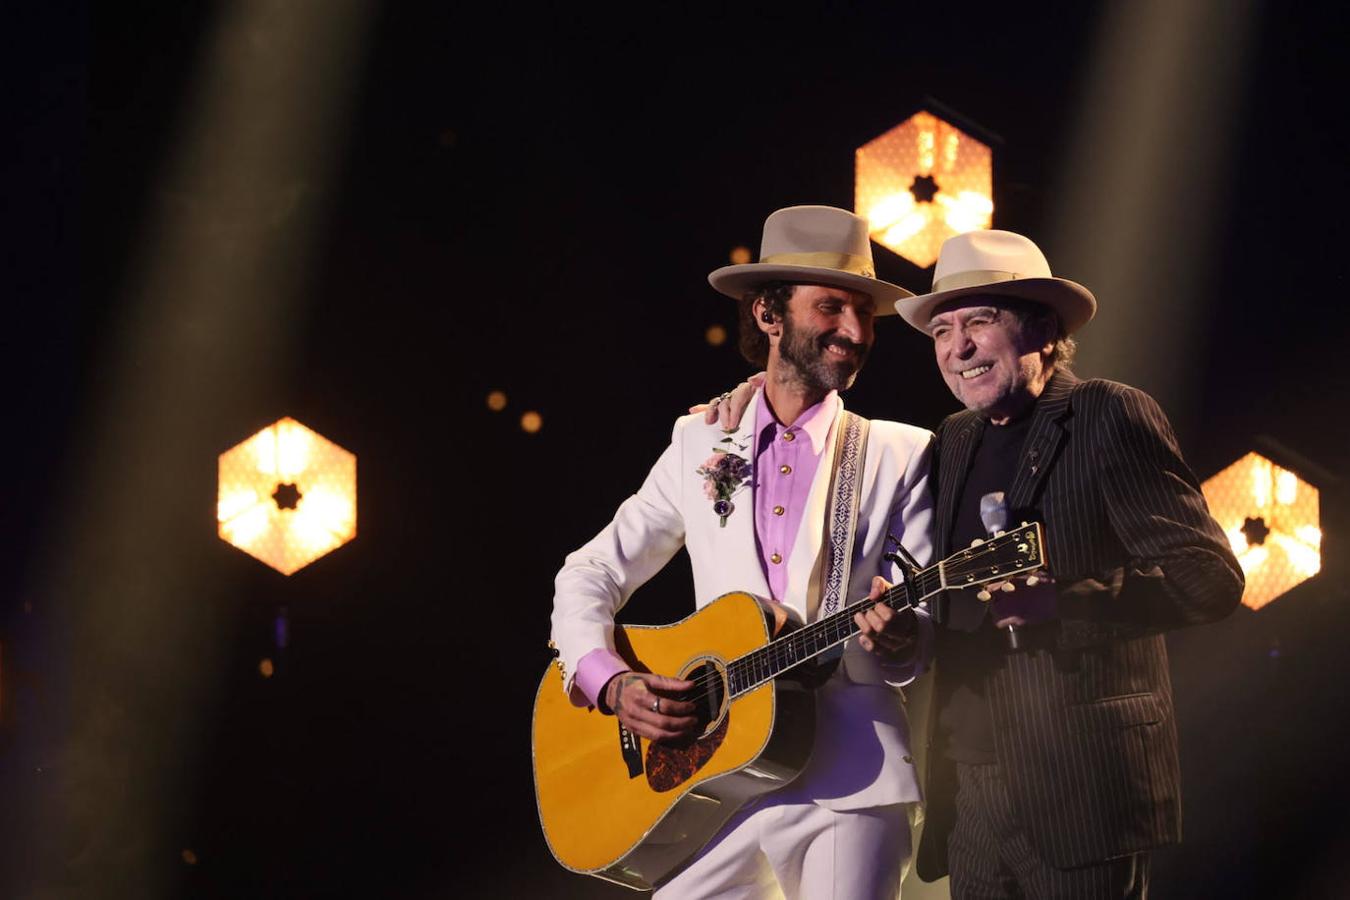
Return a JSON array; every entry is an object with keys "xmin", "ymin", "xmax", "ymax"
[
  {"xmin": 26, "ymin": 0, "xmax": 376, "ymax": 886},
  {"xmin": 1047, "ymin": 0, "xmax": 1256, "ymax": 425}
]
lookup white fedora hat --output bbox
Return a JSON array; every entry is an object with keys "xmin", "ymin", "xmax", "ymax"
[
  {"xmin": 894, "ymin": 230, "xmax": 1096, "ymax": 334},
  {"xmin": 709, "ymin": 205, "xmax": 913, "ymax": 314}
]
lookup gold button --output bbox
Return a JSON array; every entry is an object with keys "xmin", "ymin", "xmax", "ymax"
[
  {"xmin": 783, "ymin": 431, "xmax": 795, "ymax": 441},
  {"xmin": 780, "ymin": 464, "xmax": 792, "ymax": 475},
  {"xmin": 773, "ymin": 505, "xmax": 785, "ymax": 516},
  {"xmin": 770, "ymin": 552, "xmax": 782, "ymax": 564}
]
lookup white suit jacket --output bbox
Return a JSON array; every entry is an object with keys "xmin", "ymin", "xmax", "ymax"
[{"xmin": 551, "ymin": 390, "xmax": 935, "ymax": 810}]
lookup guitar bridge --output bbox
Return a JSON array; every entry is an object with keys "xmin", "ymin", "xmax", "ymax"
[{"xmin": 618, "ymin": 722, "xmax": 643, "ymax": 779}]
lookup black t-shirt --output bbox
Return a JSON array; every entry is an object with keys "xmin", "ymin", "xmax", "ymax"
[{"xmin": 937, "ymin": 413, "xmax": 1032, "ymax": 764}]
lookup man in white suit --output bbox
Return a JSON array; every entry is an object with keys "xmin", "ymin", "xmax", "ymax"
[{"xmin": 550, "ymin": 206, "xmax": 936, "ymax": 898}]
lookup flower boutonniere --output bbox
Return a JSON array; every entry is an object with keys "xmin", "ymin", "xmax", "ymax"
[{"xmin": 697, "ymin": 434, "xmax": 752, "ymax": 527}]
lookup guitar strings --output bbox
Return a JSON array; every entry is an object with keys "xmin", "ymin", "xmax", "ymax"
[
  {"xmin": 653, "ymin": 537, "xmax": 1038, "ymax": 709},
  {"xmin": 663, "ymin": 538, "xmax": 1034, "ymax": 707},
  {"xmin": 668, "ymin": 582, "xmax": 930, "ymax": 707},
  {"xmin": 666, "ymin": 576, "xmax": 935, "ymax": 707}
]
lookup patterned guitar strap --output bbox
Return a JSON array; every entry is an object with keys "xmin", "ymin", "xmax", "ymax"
[{"xmin": 818, "ymin": 410, "xmax": 871, "ymax": 623}]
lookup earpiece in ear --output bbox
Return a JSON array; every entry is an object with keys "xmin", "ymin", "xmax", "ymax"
[{"xmin": 761, "ymin": 311, "xmax": 775, "ymax": 324}]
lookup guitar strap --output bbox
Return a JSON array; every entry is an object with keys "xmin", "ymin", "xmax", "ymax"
[{"xmin": 817, "ymin": 409, "xmax": 870, "ymax": 620}]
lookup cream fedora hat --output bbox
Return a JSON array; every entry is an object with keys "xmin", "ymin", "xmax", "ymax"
[
  {"xmin": 895, "ymin": 230, "xmax": 1096, "ymax": 334},
  {"xmin": 709, "ymin": 205, "xmax": 913, "ymax": 314}
]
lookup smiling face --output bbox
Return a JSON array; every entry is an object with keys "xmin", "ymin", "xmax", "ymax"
[
  {"xmin": 927, "ymin": 297, "xmax": 1055, "ymax": 423},
  {"xmin": 773, "ymin": 285, "xmax": 876, "ymax": 393}
]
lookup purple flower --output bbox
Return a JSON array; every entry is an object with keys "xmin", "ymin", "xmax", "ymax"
[{"xmin": 696, "ymin": 444, "xmax": 752, "ymax": 527}]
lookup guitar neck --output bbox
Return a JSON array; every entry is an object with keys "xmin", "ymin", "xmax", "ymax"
[
  {"xmin": 724, "ymin": 565, "xmax": 944, "ymax": 698},
  {"xmin": 721, "ymin": 522, "xmax": 1044, "ymax": 698}
]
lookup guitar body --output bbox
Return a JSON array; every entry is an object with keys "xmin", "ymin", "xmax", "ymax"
[{"xmin": 532, "ymin": 591, "xmax": 816, "ymax": 891}]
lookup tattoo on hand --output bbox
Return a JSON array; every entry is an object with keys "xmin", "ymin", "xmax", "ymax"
[{"xmin": 611, "ymin": 673, "xmax": 642, "ymax": 713}]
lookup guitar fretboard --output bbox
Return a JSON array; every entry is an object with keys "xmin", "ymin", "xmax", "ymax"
[{"xmin": 725, "ymin": 567, "xmax": 945, "ymax": 697}]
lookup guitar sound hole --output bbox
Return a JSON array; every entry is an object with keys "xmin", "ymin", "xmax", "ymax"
[{"xmin": 679, "ymin": 660, "xmax": 725, "ymax": 736}]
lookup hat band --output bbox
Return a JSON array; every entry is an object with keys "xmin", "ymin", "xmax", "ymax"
[
  {"xmin": 760, "ymin": 251, "xmax": 875, "ymax": 279},
  {"xmin": 932, "ymin": 269, "xmax": 1025, "ymax": 293}
]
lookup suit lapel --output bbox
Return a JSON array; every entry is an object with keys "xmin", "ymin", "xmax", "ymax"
[
  {"xmin": 714, "ymin": 391, "xmax": 771, "ymax": 602},
  {"xmin": 1006, "ymin": 371, "xmax": 1078, "ymax": 513}
]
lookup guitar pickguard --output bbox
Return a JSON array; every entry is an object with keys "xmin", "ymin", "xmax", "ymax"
[{"xmin": 644, "ymin": 714, "xmax": 729, "ymax": 793}]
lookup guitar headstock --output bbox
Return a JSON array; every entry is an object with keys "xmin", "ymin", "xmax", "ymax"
[{"xmin": 944, "ymin": 522, "xmax": 1046, "ymax": 589}]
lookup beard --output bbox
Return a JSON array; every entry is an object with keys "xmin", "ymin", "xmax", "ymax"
[{"xmin": 778, "ymin": 313, "xmax": 871, "ymax": 393}]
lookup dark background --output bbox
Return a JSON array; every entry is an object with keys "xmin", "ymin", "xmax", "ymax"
[{"xmin": 2, "ymin": 2, "xmax": 1348, "ymax": 897}]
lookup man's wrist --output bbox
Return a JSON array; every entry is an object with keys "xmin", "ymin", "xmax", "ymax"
[
  {"xmin": 599, "ymin": 671, "xmax": 632, "ymax": 715},
  {"xmin": 574, "ymin": 648, "xmax": 632, "ymax": 708}
]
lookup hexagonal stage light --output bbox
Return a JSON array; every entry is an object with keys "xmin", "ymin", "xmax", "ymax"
[
  {"xmin": 1202, "ymin": 451, "xmax": 1320, "ymax": 610},
  {"xmin": 218, "ymin": 417, "xmax": 357, "ymax": 575},
  {"xmin": 855, "ymin": 110, "xmax": 994, "ymax": 268}
]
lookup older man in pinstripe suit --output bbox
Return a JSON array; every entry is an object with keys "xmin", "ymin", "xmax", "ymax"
[{"xmin": 893, "ymin": 230, "xmax": 1245, "ymax": 898}]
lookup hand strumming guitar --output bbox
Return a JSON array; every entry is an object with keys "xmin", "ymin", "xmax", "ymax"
[{"xmin": 602, "ymin": 671, "xmax": 700, "ymax": 742}]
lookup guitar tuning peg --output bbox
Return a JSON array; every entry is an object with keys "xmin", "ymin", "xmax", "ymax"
[
  {"xmin": 994, "ymin": 530, "xmax": 1006, "ymax": 537},
  {"xmin": 1025, "ymin": 575, "xmax": 1039, "ymax": 587},
  {"xmin": 970, "ymin": 538, "xmax": 985, "ymax": 547},
  {"xmin": 976, "ymin": 589, "xmax": 992, "ymax": 602},
  {"xmin": 1001, "ymin": 582, "xmax": 1016, "ymax": 592},
  {"xmin": 1020, "ymin": 520, "xmax": 1030, "ymax": 526}
]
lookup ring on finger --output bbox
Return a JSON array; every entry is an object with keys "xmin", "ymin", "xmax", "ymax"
[{"xmin": 651, "ymin": 698, "xmax": 660, "ymax": 714}]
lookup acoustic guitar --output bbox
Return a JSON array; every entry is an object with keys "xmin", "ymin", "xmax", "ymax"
[{"xmin": 533, "ymin": 522, "xmax": 1045, "ymax": 890}]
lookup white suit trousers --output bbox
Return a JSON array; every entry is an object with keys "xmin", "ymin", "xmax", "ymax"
[{"xmin": 653, "ymin": 798, "xmax": 911, "ymax": 900}]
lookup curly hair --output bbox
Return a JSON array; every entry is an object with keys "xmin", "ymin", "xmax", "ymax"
[{"xmin": 736, "ymin": 282, "xmax": 796, "ymax": 367}]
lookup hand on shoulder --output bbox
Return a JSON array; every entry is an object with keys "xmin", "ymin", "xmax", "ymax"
[{"xmin": 688, "ymin": 373, "xmax": 764, "ymax": 431}]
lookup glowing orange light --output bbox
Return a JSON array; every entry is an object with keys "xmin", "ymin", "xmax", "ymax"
[
  {"xmin": 486, "ymin": 390, "xmax": 508, "ymax": 412},
  {"xmin": 856, "ymin": 111, "xmax": 994, "ymax": 268},
  {"xmin": 259, "ymin": 658, "xmax": 275, "ymax": 678},
  {"xmin": 218, "ymin": 417, "xmax": 357, "ymax": 575},
  {"xmin": 729, "ymin": 246, "xmax": 753, "ymax": 265},
  {"xmin": 521, "ymin": 411, "xmax": 543, "ymax": 434},
  {"xmin": 705, "ymin": 324, "xmax": 728, "ymax": 346},
  {"xmin": 1201, "ymin": 451, "xmax": 1320, "ymax": 610}
]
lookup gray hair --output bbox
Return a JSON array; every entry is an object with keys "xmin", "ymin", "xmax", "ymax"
[{"xmin": 1001, "ymin": 297, "xmax": 1077, "ymax": 370}]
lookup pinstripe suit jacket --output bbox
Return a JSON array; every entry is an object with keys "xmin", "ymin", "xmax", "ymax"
[{"xmin": 916, "ymin": 371, "xmax": 1244, "ymax": 876}]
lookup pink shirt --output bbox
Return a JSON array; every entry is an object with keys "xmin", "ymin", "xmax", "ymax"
[
  {"xmin": 573, "ymin": 391, "xmax": 837, "ymax": 708},
  {"xmin": 751, "ymin": 391, "xmax": 835, "ymax": 603}
]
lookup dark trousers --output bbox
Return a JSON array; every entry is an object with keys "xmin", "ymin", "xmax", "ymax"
[{"xmin": 948, "ymin": 763, "xmax": 1150, "ymax": 900}]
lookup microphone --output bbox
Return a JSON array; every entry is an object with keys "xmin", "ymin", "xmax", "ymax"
[
  {"xmin": 978, "ymin": 492, "xmax": 1008, "ymax": 537},
  {"xmin": 979, "ymin": 492, "xmax": 1023, "ymax": 650}
]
